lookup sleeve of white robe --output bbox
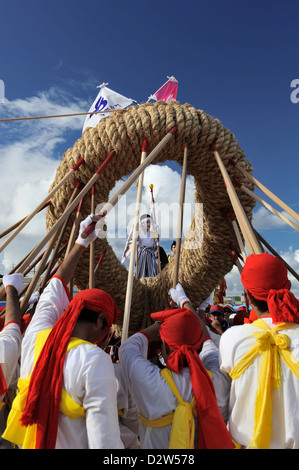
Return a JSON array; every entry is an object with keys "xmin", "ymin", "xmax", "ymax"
[
  {"xmin": 199, "ymin": 338, "xmax": 231, "ymax": 422},
  {"xmin": 0, "ymin": 323, "xmax": 21, "ymax": 400}
]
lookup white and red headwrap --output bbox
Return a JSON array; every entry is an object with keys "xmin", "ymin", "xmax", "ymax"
[
  {"xmin": 21, "ymin": 280, "xmax": 121, "ymax": 449},
  {"xmin": 241, "ymin": 252, "xmax": 299, "ymax": 324},
  {"xmin": 151, "ymin": 307, "xmax": 234, "ymax": 449}
]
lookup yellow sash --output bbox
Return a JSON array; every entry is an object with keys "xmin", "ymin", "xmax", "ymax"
[
  {"xmin": 139, "ymin": 369, "xmax": 212, "ymax": 449},
  {"xmin": 230, "ymin": 319, "xmax": 299, "ymax": 449},
  {"xmin": 2, "ymin": 329, "xmax": 89, "ymax": 448}
]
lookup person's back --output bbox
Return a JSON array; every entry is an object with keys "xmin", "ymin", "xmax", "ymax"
[
  {"xmin": 3, "ymin": 214, "xmax": 124, "ymax": 449},
  {"xmin": 219, "ymin": 252, "xmax": 299, "ymax": 449},
  {"xmin": 119, "ymin": 286, "xmax": 234, "ymax": 450}
]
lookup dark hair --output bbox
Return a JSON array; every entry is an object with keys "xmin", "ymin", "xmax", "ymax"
[
  {"xmin": 250, "ymin": 295, "xmax": 269, "ymax": 314},
  {"xmin": 171, "ymin": 241, "xmax": 176, "ymax": 248},
  {"xmin": 77, "ymin": 307, "xmax": 108, "ymax": 328}
]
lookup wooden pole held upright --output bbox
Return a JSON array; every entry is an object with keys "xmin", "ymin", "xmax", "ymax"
[
  {"xmin": 122, "ymin": 139, "xmax": 148, "ymax": 344},
  {"xmin": 173, "ymin": 139, "xmax": 188, "ymax": 288}
]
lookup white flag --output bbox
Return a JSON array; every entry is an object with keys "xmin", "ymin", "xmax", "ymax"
[{"xmin": 83, "ymin": 83, "xmax": 137, "ymax": 132}]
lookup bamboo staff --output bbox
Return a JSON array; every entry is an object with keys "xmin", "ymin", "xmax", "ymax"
[
  {"xmin": 0, "ymin": 151, "xmax": 116, "ymax": 304},
  {"xmin": 0, "ymin": 157, "xmax": 84, "ymax": 254},
  {"xmin": 233, "ymin": 178, "xmax": 299, "ymax": 232},
  {"xmin": 0, "ymin": 201, "xmax": 51, "ymax": 240},
  {"xmin": 80, "ymin": 126, "xmax": 178, "ymax": 240},
  {"xmin": 229, "ymin": 159, "xmax": 299, "ymax": 224},
  {"xmin": 173, "ymin": 139, "xmax": 188, "ymax": 288},
  {"xmin": 122, "ymin": 139, "xmax": 148, "ymax": 344},
  {"xmin": 212, "ymin": 144, "xmax": 263, "ymax": 255},
  {"xmin": 254, "ymin": 229, "xmax": 299, "ymax": 282},
  {"xmin": 89, "ymin": 186, "xmax": 95, "ymax": 288},
  {"xmin": 149, "ymin": 184, "xmax": 162, "ymax": 273}
]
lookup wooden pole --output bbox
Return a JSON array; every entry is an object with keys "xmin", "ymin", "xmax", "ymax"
[
  {"xmin": 37, "ymin": 182, "xmax": 83, "ymax": 293},
  {"xmin": 233, "ymin": 178, "xmax": 299, "ymax": 232},
  {"xmin": 80, "ymin": 127, "xmax": 178, "ymax": 240},
  {"xmin": 122, "ymin": 139, "xmax": 148, "ymax": 344},
  {"xmin": 65, "ymin": 196, "xmax": 85, "ymax": 257},
  {"xmin": 228, "ymin": 209, "xmax": 247, "ymax": 261},
  {"xmin": 212, "ymin": 144, "xmax": 263, "ymax": 255},
  {"xmin": 0, "ymin": 201, "xmax": 51, "ymax": 240},
  {"xmin": 173, "ymin": 139, "xmax": 188, "ymax": 287},
  {"xmin": 229, "ymin": 159, "xmax": 299, "ymax": 224},
  {"xmin": 0, "ymin": 157, "xmax": 84, "ymax": 254},
  {"xmin": 149, "ymin": 184, "xmax": 162, "ymax": 273},
  {"xmin": 0, "ymin": 150, "xmax": 117, "ymax": 303},
  {"xmin": 89, "ymin": 186, "xmax": 95, "ymax": 288},
  {"xmin": 254, "ymin": 229, "xmax": 299, "ymax": 282}
]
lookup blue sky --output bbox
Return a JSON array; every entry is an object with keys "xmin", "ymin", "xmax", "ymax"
[{"xmin": 0, "ymin": 0, "xmax": 298, "ymax": 297}]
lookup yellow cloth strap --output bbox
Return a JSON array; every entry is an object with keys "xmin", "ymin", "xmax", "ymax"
[
  {"xmin": 139, "ymin": 368, "xmax": 211, "ymax": 449},
  {"xmin": 2, "ymin": 329, "xmax": 89, "ymax": 448},
  {"xmin": 229, "ymin": 319, "xmax": 299, "ymax": 449}
]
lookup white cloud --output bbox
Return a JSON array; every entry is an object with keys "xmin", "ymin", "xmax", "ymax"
[
  {"xmin": 252, "ymin": 205, "xmax": 298, "ymax": 231},
  {"xmin": 0, "ymin": 87, "xmax": 87, "ymax": 274}
]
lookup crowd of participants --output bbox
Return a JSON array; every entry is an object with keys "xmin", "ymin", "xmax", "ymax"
[{"xmin": 1, "ymin": 213, "xmax": 299, "ymax": 450}]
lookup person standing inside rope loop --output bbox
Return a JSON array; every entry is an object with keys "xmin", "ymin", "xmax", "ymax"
[
  {"xmin": 2, "ymin": 214, "xmax": 124, "ymax": 450},
  {"xmin": 219, "ymin": 252, "xmax": 299, "ymax": 449},
  {"xmin": 136, "ymin": 213, "xmax": 159, "ymax": 278}
]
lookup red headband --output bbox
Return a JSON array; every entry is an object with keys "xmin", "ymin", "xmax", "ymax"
[
  {"xmin": 151, "ymin": 308, "xmax": 234, "ymax": 449},
  {"xmin": 21, "ymin": 281, "xmax": 120, "ymax": 449},
  {"xmin": 241, "ymin": 252, "xmax": 299, "ymax": 323}
]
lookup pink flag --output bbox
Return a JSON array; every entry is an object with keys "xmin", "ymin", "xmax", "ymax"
[{"xmin": 148, "ymin": 76, "xmax": 178, "ymax": 103}]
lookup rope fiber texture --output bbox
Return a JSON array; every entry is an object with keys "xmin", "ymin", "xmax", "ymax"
[{"xmin": 45, "ymin": 101, "xmax": 255, "ymax": 337}]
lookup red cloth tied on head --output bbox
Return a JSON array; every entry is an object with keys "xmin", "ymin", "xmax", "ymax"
[
  {"xmin": 21, "ymin": 279, "xmax": 121, "ymax": 449},
  {"xmin": 151, "ymin": 308, "xmax": 234, "ymax": 449},
  {"xmin": 241, "ymin": 252, "xmax": 299, "ymax": 323}
]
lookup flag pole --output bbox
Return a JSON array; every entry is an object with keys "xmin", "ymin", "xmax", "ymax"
[
  {"xmin": 173, "ymin": 139, "xmax": 188, "ymax": 288},
  {"xmin": 80, "ymin": 127, "xmax": 178, "ymax": 240},
  {"xmin": 0, "ymin": 157, "xmax": 85, "ymax": 254},
  {"xmin": 121, "ymin": 139, "xmax": 148, "ymax": 343}
]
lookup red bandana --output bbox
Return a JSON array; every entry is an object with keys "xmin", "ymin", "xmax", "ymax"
[
  {"xmin": 241, "ymin": 252, "xmax": 299, "ymax": 323},
  {"xmin": 21, "ymin": 278, "xmax": 121, "ymax": 449},
  {"xmin": 151, "ymin": 308, "xmax": 234, "ymax": 449}
]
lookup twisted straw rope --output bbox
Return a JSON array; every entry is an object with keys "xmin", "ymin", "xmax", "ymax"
[{"xmin": 46, "ymin": 101, "xmax": 255, "ymax": 336}]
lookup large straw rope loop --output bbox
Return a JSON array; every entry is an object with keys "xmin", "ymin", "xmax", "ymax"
[{"xmin": 46, "ymin": 101, "xmax": 255, "ymax": 337}]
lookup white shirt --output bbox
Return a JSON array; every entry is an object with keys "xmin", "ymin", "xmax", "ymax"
[
  {"xmin": 0, "ymin": 322, "xmax": 21, "ymax": 401},
  {"xmin": 219, "ymin": 318, "xmax": 299, "ymax": 448},
  {"xmin": 119, "ymin": 332, "xmax": 230, "ymax": 449},
  {"xmin": 21, "ymin": 276, "xmax": 124, "ymax": 449}
]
